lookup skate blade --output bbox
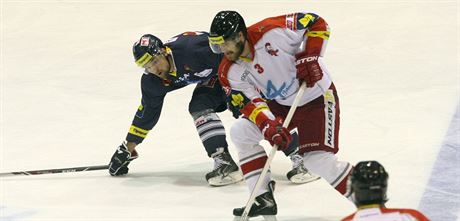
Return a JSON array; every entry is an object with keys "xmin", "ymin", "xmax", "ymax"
[
  {"xmin": 289, "ymin": 173, "xmax": 321, "ymax": 184},
  {"xmin": 233, "ymin": 215, "xmax": 278, "ymax": 221},
  {"xmin": 208, "ymin": 171, "xmax": 243, "ymax": 186}
]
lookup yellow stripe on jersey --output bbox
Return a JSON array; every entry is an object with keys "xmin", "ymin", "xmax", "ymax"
[
  {"xmin": 357, "ymin": 204, "xmax": 381, "ymax": 210},
  {"xmin": 135, "ymin": 53, "xmax": 153, "ymax": 67},
  {"xmin": 169, "ymin": 71, "xmax": 177, "ymax": 77},
  {"xmin": 239, "ymin": 56, "xmax": 253, "ymax": 62},
  {"xmin": 248, "ymin": 105, "xmax": 269, "ymax": 124},
  {"xmin": 128, "ymin": 125, "xmax": 149, "ymax": 138},
  {"xmin": 306, "ymin": 31, "xmax": 330, "ymax": 40}
]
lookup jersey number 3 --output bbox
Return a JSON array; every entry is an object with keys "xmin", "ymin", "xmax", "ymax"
[{"xmin": 254, "ymin": 64, "xmax": 264, "ymax": 74}]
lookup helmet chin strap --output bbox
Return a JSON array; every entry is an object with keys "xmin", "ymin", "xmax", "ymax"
[{"xmin": 163, "ymin": 47, "xmax": 177, "ymax": 75}]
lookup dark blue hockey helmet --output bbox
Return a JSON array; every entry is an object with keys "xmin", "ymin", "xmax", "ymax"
[
  {"xmin": 209, "ymin": 11, "xmax": 247, "ymax": 54},
  {"xmin": 348, "ymin": 161, "xmax": 389, "ymax": 207},
  {"xmin": 133, "ymin": 34, "xmax": 164, "ymax": 67}
]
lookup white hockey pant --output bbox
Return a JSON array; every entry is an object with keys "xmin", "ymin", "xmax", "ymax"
[{"xmin": 230, "ymin": 118, "xmax": 351, "ymax": 195}]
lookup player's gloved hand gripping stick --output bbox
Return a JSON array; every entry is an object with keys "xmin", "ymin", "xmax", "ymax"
[{"xmin": 239, "ymin": 82, "xmax": 307, "ymax": 221}]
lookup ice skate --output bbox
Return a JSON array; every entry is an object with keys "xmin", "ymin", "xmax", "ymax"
[
  {"xmin": 206, "ymin": 148, "xmax": 242, "ymax": 186},
  {"xmin": 287, "ymin": 154, "xmax": 320, "ymax": 184},
  {"xmin": 233, "ymin": 181, "xmax": 277, "ymax": 221}
]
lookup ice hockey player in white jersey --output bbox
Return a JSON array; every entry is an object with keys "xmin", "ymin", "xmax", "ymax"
[
  {"xmin": 209, "ymin": 11, "xmax": 353, "ymax": 219},
  {"xmin": 342, "ymin": 161, "xmax": 430, "ymax": 221}
]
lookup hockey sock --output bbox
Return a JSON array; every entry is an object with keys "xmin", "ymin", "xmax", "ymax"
[
  {"xmin": 239, "ymin": 146, "xmax": 271, "ymax": 196},
  {"xmin": 193, "ymin": 111, "xmax": 228, "ymax": 157}
]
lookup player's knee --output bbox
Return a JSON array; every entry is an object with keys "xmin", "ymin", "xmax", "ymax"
[
  {"xmin": 189, "ymin": 94, "xmax": 215, "ymax": 114},
  {"xmin": 190, "ymin": 109, "xmax": 215, "ymax": 121},
  {"xmin": 229, "ymin": 119, "xmax": 246, "ymax": 145},
  {"xmin": 188, "ymin": 100, "xmax": 206, "ymax": 115},
  {"xmin": 303, "ymin": 151, "xmax": 351, "ymax": 185},
  {"xmin": 230, "ymin": 119, "xmax": 262, "ymax": 148}
]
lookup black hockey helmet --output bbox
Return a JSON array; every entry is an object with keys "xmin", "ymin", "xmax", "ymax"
[
  {"xmin": 209, "ymin": 11, "xmax": 247, "ymax": 54},
  {"xmin": 348, "ymin": 161, "xmax": 389, "ymax": 207},
  {"xmin": 132, "ymin": 34, "xmax": 164, "ymax": 67}
]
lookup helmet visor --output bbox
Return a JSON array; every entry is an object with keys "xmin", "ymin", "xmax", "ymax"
[
  {"xmin": 208, "ymin": 35, "xmax": 225, "ymax": 54},
  {"xmin": 135, "ymin": 52, "xmax": 154, "ymax": 67},
  {"xmin": 208, "ymin": 34, "xmax": 239, "ymax": 54}
]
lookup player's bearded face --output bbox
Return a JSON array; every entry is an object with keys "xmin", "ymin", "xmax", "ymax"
[{"xmin": 221, "ymin": 35, "xmax": 244, "ymax": 61}]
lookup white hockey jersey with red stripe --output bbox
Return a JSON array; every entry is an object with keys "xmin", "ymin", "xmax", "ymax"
[
  {"xmin": 219, "ymin": 13, "xmax": 332, "ymax": 125},
  {"xmin": 341, "ymin": 207, "xmax": 430, "ymax": 221}
]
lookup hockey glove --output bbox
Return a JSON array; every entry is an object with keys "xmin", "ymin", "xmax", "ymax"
[
  {"xmin": 227, "ymin": 99, "xmax": 242, "ymax": 119},
  {"xmin": 226, "ymin": 90, "xmax": 251, "ymax": 119},
  {"xmin": 295, "ymin": 51, "xmax": 323, "ymax": 87},
  {"xmin": 109, "ymin": 141, "xmax": 138, "ymax": 176},
  {"xmin": 260, "ymin": 117, "xmax": 292, "ymax": 150}
]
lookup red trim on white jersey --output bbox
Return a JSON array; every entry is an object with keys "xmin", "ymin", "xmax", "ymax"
[
  {"xmin": 217, "ymin": 13, "xmax": 331, "ymax": 125},
  {"xmin": 246, "ymin": 15, "xmax": 287, "ymax": 48},
  {"xmin": 217, "ymin": 15, "xmax": 286, "ymax": 89},
  {"xmin": 217, "ymin": 58, "xmax": 233, "ymax": 91}
]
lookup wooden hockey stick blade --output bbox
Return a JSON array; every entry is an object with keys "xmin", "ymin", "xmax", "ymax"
[{"xmin": 0, "ymin": 165, "xmax": 109, "ymax": 177}]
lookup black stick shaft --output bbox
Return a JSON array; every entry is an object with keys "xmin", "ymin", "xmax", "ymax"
[{"xmin": 0, "ymin": 165, "xmax": 109, "ymax": 177}]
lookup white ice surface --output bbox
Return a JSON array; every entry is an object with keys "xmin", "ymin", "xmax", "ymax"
[{"xmin": 1, "ymin": 0, "xmax": 459, "ymax": 220}]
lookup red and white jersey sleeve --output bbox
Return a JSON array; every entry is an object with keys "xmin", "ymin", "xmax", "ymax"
[
  {"xmin": 219, "ymin": 13, "xmax": 333, "ymax": 126},
  {"xmin": 341, "ymin": 207, "xmax": 430, "ymax": 221}
]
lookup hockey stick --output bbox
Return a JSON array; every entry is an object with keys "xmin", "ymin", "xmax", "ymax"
[
  {"xmin": 0, "ymin": 165, "xmax": 109, "ymax": 177},
  {"xmin": 240, "ymin": 82, "xmax": 307, "ymax": 221}
]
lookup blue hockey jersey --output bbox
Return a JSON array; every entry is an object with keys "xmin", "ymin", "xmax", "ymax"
[{"xmin": 126, "ymin": 32, "xmax": 224, "ymax": 144}]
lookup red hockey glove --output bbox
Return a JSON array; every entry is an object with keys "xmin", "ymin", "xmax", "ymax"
[
  {"xmin": 259, "ymin": 117, "xmax": 292, "ymax": 150},
  {"xmin": 295, "ymin": 51, "xmax": 323, "ymax": 87}
]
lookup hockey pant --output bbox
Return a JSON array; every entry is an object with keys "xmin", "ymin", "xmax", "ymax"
[{"xmin": 230, "ymin": 118, "xmax": 351, "ymax": 195}]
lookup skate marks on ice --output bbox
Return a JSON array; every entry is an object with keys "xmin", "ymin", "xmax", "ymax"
[
  {"xmin": 127, "ymin": 165, "xmax": 317, "ymax": 187},
  {"xmin": 0, "ymin": 206, "xmax": 37, "ymax": 221},
  {"xmin": 280, "ymin": 218, "xmax": 340, "ymax": 221},
  {"xmin": 418, "ymin": 103, "xmax": 460, "ymax": 221},
  {"xmin": 0, "ymin": 164, "xmax": 206, "ymax": 186},
  {"xmin": 233, "ymin": 215, "xmax": 338, "ymax": 221},
  {"xmin": 0, "ymin": 172, "xmax": 108, "ymax": 182}
]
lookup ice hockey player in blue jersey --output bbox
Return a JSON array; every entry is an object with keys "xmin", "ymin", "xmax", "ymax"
[{"xmin": 108, "ymin": 32, "xmax": 242, "ymax": 186}]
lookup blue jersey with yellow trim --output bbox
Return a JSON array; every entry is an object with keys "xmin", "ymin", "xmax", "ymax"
[
  {"xmin": 164, "ymin": 31, "xmax": 223, "ymax": 87},
  {"xmin": 126, "ymin": 32, "xmax": 224, "ymax": 144}
]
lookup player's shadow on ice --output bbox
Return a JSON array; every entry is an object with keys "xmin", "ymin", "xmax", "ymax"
[
  {"xmin": 123, "ymin": 162, "xmax": 222, "ymax": 187},
  {"xmin": 281, "ymin": 218, "xmax": 338, "ymax": 221},
  {"xmin": 125, "ymin": 169, "xmax": 310, "ymax": 188},
  {"xmin": 127, "ymin": 170, "xmax": 208, "ymax": 187}
]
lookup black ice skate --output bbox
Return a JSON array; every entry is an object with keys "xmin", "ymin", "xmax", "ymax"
[
  {"xmin": 286, "ymin": 154, "xmax": 320, "ymax": 184},
  {"xmin": 205, "ymin": 148, "xmax": 242, "ymax": 186},
  {"xmin": 233, "ymin": 180, "xmax": 277, "ymax": 221}
]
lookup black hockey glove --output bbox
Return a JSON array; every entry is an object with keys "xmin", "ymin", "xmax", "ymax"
[
  {"xmin": 109, "ymin": 141, "xmax": 138, "ymax": 176},
  {"xmin": 227, "ymin": 100, "xmax": 242, "ymax": 119},
  {"xmin": 226, "ymin": 90, "xmax": 250, "ymax": 119}
]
